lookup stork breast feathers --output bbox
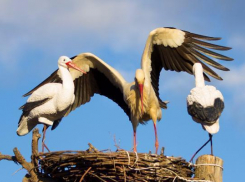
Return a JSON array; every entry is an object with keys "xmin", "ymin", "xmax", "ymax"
[{"xmin": 151, "ymin": 28, "xmax": 185, "ymax": 48}]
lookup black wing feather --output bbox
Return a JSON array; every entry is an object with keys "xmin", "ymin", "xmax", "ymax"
[
  {"xmin": 150, "ymin": 45, "xmax": 168, "ymax": 109},
  {"xmin": 190, "ymin": 38, "xmax": 231, "ymax": 50},
  {"xmin": 149, "ymin": 28, "xmax": 233, "ymax": 88},
  {"xmin": 23, "ymin": 70, "xmax": 61, "ymax": 97},
  {"xmin": 23, "ymin": 54, "xmax": 131, "ymax": 130},
  {"xmin": 185, "ymin": 32, "xmax": 221, "ymax": 40},
  {"xmin": 19, "ymin": 98, "xmax": 50, "ymax": 112},
  {"xmin": 148, "ymin": 28, "xmax": 233, "ymax": 102},
  {"xmin": 18, "ymin": 98, "xmax": 51, "ymax": 126},
  {"xmin": 187, "ymin": 98, "xmax": 224, "ymax": 125},
  {"xmin": 188, "ymin": 44, "xmax": 230, "ymax": 71},
  {"xmin": 190, "ymin": 43, "xmax": 233, "ymax": 61},
  {"xmin": 93, "ymin": 69, "xmax": 131, "ymax": 119},
  {"xmin": 51, "ymin": 118, "xmax": 62, "ymax": 130}
]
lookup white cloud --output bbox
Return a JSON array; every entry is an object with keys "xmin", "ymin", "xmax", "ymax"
[
  {"xmin": 159, "ymin": 71, "xmax": 193, "ymax": 93},
  {"xmin": 219, "ymin": 64, "xmax": 245, "ymax": 87},
  {"xmin": 0, "ymin": 0, "xmax": 220, "ymax": 67},
  {"xmin": 1, "ymin": 0, "xmax": 242, "ymax": 98},
  {"xmin": 218, "ymin": 64, "xmax": 245, "ymax": 123},
  {"xmin": 228, "ymin": 34, "xmax": 245, "ymax": 51},
  {"xmin": 0, "ymin": 1, "xmax": 155, "ymax": 55}
]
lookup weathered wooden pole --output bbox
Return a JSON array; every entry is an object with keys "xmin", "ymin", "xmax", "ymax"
[{"xmin": 195, "ymin": 155, "xmax": 223, "ymax": 182}]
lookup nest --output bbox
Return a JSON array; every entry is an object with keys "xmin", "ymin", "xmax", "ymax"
[
  {"xmin": 36, "ymin": 144, "xmax": 193, "ymax": 182},
  {"xmin": 0, "ymin": 129, "xmax": 197, "ymax": 182},
  {"xmin": 1, "ymin": 129, "xmax": 222, "ymax": 182}
]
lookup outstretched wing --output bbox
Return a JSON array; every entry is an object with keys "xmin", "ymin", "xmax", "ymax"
[
  {"xmin": 141, "ymin": 27, "xmax": 233, "ymax": 103},
  {"xmin": 23, "ymin": 53, "xmax": 131, "ymax": 120}
]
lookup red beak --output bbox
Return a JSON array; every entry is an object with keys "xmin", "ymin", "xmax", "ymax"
[
  {"xmin": 66, "ymin": 62, "xmax": 86, "ymax": 74},
  {"xmin": 138, "ymin": 83, "xmax": 144, "ymax": 116}
]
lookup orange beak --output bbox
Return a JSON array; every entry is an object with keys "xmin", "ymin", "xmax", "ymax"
[
  {"xmin": 138, "ymin": 83, "xmax": 144, "ymax": 116},
  {"xmin": 66, "ymin": 61, "xmax": 86, "ymax": 74}
]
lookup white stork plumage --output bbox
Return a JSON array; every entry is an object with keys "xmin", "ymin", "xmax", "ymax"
[
  {"xmin": 187, "ymin": 63, "xmax": 224, "ymax": 161},
  {"xmin": 17, "ymin": 56, "xmax": 85, "ymax": 151},
  {"xmin": 21, "ymin": 27, "xmax": 232, "ymax": 153}
]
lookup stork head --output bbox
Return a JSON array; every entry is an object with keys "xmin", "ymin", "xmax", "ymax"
[
  {"xmin": 58, "ymin": 56, "xmax": 86, "ymax": 73},
  {"xmin": 135, "ymin": 69, "xmax": 145, "ymax": 116}
]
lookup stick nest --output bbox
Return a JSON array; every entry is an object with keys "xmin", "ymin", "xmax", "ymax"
[
  {"xmin": 37, "ymin": 145, "xmax": 193, "ymax": 182},
  {"xmin": 0, "ymin": 129, "xmax": 194, "ymax": 182}
]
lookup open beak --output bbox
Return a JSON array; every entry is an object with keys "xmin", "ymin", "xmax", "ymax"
[
  {"xmin": 66, "ymin": 62, "xmax": 86, "ymax": 74},
  {"xmin": 138, "ymin": 83, "xmax": 144, "ymax": 116}
]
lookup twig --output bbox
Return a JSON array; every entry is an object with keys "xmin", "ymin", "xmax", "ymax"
[
  {"xmin": 1, "ymin": 129, "xmax": 57, "ymax": 182},
  {"xmin": 13, "ymin": 147, "xmax": 39, "ymax": 182},
  {"xmin": 12, "ymin": 167, "xmax": 24, "ymax": 176},
  {"xmin": 113, "ymin": 134, "xmax": 122, "ymax": 150},
  {"xmin": 79, "ymin": 167, "xmax": 92, "ymax": 182},
  {"xmin": 88, "ymin": 143, "xmax": 99, "ymax": 153},
  {"xmin": 38, "ymin": 148, "xmax": 193, "ymax": 181},
  {"xmin": 172, "ymin": 175, "xmax": 214, "ymax": 182},
  {"xmin": 88, "ymin": 172, "xmax": 107, "ymax": 182},
  {"xmin": 100, "ymin": 175, "xmax": 119, "ymax": 182},
  {"xmin": 0, "ymin": 153, "xmax": 17, "ymax": 163},
  {"xmin": 31, "ymin": 128, "xmax": 41, "ymax": 169},
  {"xmin": 160, "ymin": 147, "xmax": 165, "ymax": 155}
]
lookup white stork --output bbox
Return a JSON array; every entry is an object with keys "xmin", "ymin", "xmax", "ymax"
[
  {"xmin": 21, "ymin": 27, "xmax": 232, "ymax": 153},
  {"xmin": 17, "ymin": 56, "xmax": 85, "ymax": 151},
  {"xmin": 187, "ymin": 63, "xmax": 224, "ymax": 162}
]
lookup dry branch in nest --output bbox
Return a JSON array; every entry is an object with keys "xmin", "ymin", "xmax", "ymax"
[
  {"xmin": 1, "ymin": 129, "xmax": 196, "ymax": 182},
  {"xmin": 38, "ymin": 149, "xmax": 193, "ymax": 182}
]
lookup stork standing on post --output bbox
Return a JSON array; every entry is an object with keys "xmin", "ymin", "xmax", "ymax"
[
  {"xmin": 21, "ymin": 27, "xmax": 232, "ymax": 153},
  {"xmin": 17, "ymin": 56, "xmax": 86, "ymax": 152},
  {"xmin": 187, "ymin": 63, "xmax": 224, "ymax": 162}
]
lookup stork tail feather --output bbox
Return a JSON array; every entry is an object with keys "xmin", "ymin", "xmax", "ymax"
[
  {"xmin": 159, "ymin": 100, "xmax": 169, "ymax": 109},
  {"xmin": 17, "ymin": 115, "xmax": 38, "ymax": 136},
  {"xmin": 202, "ymin": 119, "xmax": 220, "ymax": 134}
]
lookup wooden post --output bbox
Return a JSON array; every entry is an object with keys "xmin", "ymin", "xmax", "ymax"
[{"xmin": 195, "ymin": 155, "xmax": 223, "ymax": 182}]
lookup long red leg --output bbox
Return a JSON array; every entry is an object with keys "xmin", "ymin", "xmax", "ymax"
[
  {"xmin": 133, "ymin": 130, "xmax": 137, "ymax": 152},
  {"xmin": 153, "ymin": 122, "xmax": 159, "ymax": 154},
  {"xmin": 42, "ymin": 124, "xmax": 50, "ymax": 153}
]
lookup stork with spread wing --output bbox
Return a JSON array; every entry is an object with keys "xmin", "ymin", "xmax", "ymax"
[{"xmin": 19, "ymin": 27, "xmax": 233, "ymax": 153}]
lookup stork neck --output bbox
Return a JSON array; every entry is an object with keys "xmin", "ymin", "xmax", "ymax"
[
  {"xmin": 59, "ymin": 66, "xmax": 74, "ymax": 90},
  {"xmin": 194, "ymin": 68, "xmax": 205, "ymax": 88}
]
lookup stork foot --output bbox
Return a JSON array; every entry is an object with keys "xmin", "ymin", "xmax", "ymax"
[{"xmin": 133, "ymin": 147, "xmax": 137, "ymax": 153}]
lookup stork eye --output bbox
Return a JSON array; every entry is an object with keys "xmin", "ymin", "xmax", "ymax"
[{"xmin": 63, "ymin": 59, "xmax": 65, "ymax": 62}]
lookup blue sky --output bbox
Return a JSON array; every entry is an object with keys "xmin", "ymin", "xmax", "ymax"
[{"xmin": 0, "ymin": 1, "xmax": 244, "ymax": 181}]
